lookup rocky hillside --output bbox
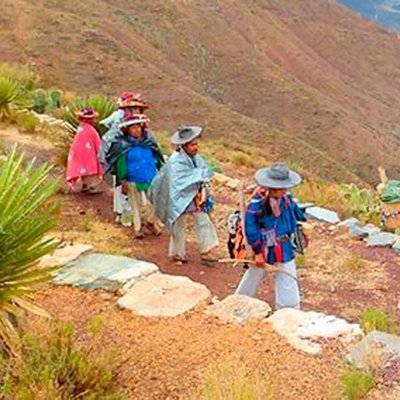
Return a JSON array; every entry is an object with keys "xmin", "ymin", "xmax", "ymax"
[{"xmin": 2, "ymin": 0, "xmax": 400, "ymax": 183}]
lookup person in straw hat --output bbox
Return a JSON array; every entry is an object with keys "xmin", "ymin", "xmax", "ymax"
[
  {"xmin": 105, "ymin": 114, "xmax": 164, "ymax": 238},
  {"xmin": 149, "ymin": 125, "xmax": 219, "ymax": 264},
  {"xmin": 66, "ymin": 107, "xmax": 103, "ymax": 194},
  {"xmin": 235, "ymin": 162, "xmax": 307, "ymax": 309}
]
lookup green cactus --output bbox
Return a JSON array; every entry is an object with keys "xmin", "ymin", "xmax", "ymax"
[
  {"xmin": 33, "ymin": 89, "xmax": 47, "ymax": 114},
  {"xmin": 48, "ymin": 89, "xmax": 61, "ymax": 109}
]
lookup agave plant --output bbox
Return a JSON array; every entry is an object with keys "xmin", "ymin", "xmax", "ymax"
[
  {"xmin": 0, "ymin": 78, "xmax": 22, "ymax": 120},
  {"xmin": 0, "ymin": 147, "xmax": 59, "ymax": 353},
  {"xmin": 63, "ymin": 94, "xmax": 116, "ymax": 136},
  {"xmin": 0, "ymin": 63, "xmax": 39, "ymax": 91}
]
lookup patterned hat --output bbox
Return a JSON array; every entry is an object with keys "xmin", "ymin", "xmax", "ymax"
[
  {"xmin": 118, "ymin": 113, "xmax": 147, "ymax": 130},
  {"xmin": 118, "ymin": 91, "xmax": 149, "ymax": 109},
  {"xmin": 76, "ymin": 107, "xmax": 99, "ymax": 120}
]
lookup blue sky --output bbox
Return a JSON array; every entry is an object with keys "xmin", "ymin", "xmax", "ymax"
[{"xmin": 339, "ymin": 0, "xmax": 400, "ymax": 32}]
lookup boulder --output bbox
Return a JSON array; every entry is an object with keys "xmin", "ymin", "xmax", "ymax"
[
  {"xmin": 346, "ymin": 331, "xmax": 400, "ymax": 369},
  {"xmin": 39, "ymin": 243, "xmax": 93, "ymax": 268},
  {"xmin": 117, "ymin": 273, "xmax": 211, "ymax": 317},
  {"xmin": 267, "ymin": 308, "xmax": 363, "ymax": 355},
  {"xmin": 306, "ymin": 207, "xmax": 340, "ymax": 224},
  {"xmin": 53, "ymin": 253, "xmax": 159, "ymax": 291},
  {"xmin": 366, "ymin": 232, "xmax": 398, "ymax": 247},
  {"xmin": 206, "ymin": 294, "xmax": 272, "ymax": 325}
]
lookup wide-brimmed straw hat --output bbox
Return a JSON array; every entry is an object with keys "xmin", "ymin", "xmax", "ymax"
[
  {"xmin": 76, "ymin": 107, "xmax": 99, "ymax": 120},
  {"xmin": 171, "ymin": 125, "xmax": 202, "ymax": 145},
  {"xmin": 255, "ymin": 162, "xmax": 302, "ymax": 189},
  {"xmin": 118, "ymin": 114, "xmax": 147, "ymax": 129}
]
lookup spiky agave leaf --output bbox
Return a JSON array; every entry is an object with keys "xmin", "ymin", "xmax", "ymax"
[
  {"xmin": 63, "ymin": 94, "xmax": 116, "ymax": 136},
  {"xmin": 0, "ymin": 147, "xmax": 59, "ymax": 354}
]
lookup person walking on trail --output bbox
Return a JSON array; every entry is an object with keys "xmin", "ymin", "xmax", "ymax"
[
  {"xmin": 105, "ymin": 114, "xmax": 164, "ymax": 238},
  {"xmin": 99, "ymin": 92, "xmax": 151, "ymax": 225},
  {"xmin": 149, "ymin": 125, "xmax": 219, "ymax": 264},
  {"xmin": 66, "ymin": 107, "xmax": 103, "ymax": 194},
  {"xmin": 235, "ymin": 162, "xmax": 306, "ymax": 309}
]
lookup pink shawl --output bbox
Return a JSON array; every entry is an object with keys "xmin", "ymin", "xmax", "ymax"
[{"xmin": 66, "ymin": 122, "xmax": 103, "ymax": 182}]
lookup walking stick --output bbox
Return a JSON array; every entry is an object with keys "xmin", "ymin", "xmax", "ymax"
[{"xmin": 218, "ymin": 258, "xmax": 299, "ymax": 283}]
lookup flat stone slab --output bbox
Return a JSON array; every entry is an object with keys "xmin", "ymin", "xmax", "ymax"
[
  {"xmin": 347, "ymin": 331, "xmax": 400, "ymax": 368},
  {"xmin": 117, "ymin": 273, "xmax": 211, "ymax": 317},
  {"xmin": 39, "ymin": 243, "xmax": 93, "ymax": 268},
  {"xmin": 349, "ymin": 223, "xmax": 381, "ymax": 239},
  {"xmin": 306, "ymin": 206, "xmax": 340, "ymax": 224},
  {"xmin": 337, "ymin": 218, "xmax": 361, "ymax": 230},
  {"xmin": 366, "ymin": 232, "xmax": 398, "ymax": 247},
  {"xmin": 267, "ymin": 309, "xmax": 363, "ymax": 355},
  {"xmin": 206, "ymin": 295, "xmax": 272, "ymax": 325},
  {"xmin": 53, "ymin": 253, "xmax": 159, "ymax": 291}
]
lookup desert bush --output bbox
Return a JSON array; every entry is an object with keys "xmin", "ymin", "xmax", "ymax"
[
  {"xmin": 339, "ymin": 183, "xmax": 380, "ymax": 224},
  {"xmin": 0, "ymin": 147, "xmax": 59, "ymax": 352},
  {"xmin": 0, "ymin": 320, "xmax": 126, "ymax": 399},
  {"xmin": 341, "ymin": 368, "xmax": 374, "ymax": 400},
  {"xmin": 231, "ymin": 151, "xmax": 256, "ymax": 168},
  {"xmin": 15, "ymin": 112, "xmax": 40, "ymax": 134},
  {"xmin": 340, "ymin": 254, "xmax": 368, "ymax": 272},
  {"xmin": 64, "ymin": 94, "xmax": 116, "ymax": 136},
  {"xmin": 293, "ymin": 180, "xmax": 342, "ymax": 210},
  {"xmin": 0, "ymin": 63, "xmax": 39, "ymax": 91},
  {"xmin": 193, "ymin": 362, "xmax": 273, "ymax": 400},
  {"xmin": 360, "ymin": 308, "xmax": 397, "ymax": 334}
]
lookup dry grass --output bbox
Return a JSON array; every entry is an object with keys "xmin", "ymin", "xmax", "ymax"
[
  {"xmin": 191, "ymin": 361, "xmax": 274, "ymax": 400},
  {"xmin": 340, "ymin": 254, "xmax": 368, "ymax": 272}
]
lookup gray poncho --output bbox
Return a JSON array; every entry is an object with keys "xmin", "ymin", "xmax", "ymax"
[{"xmin": 149, "ymin": 150, "xmax": 213, "ymax": 231}]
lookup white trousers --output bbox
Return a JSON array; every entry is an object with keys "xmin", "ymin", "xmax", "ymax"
[
  {"xmin": 127, "ymin": 183, "xmax": 162, "ymax": 234},
  {"xmin": 113, "ymin": 177, "xmax": 129, "ymax": 215},
  {"xmin": 169, "ymin": 212, "xmax": 219, "ymax": 259},
  {"xmin": 235, "ymin": 259, "xmax": 300, "ymax": 309}
]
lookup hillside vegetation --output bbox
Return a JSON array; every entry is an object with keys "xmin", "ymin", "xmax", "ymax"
[{"xmin": 2, "ymin": 0, "xmax": 400, "ymax": 184}]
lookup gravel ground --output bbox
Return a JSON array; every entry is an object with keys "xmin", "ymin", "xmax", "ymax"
[{"xmin": 33, "ymin": 286, "xmax": 346, "ymax": 400}]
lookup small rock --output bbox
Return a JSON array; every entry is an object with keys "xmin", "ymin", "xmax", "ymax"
[
  {"xmin": 367, "ymin": 232, "xmax": 398, "ymax": 247},
  {"xmin": 338, "ymin": 218, "xmax": 361, "ymax": 229},
  {"xmin": 206, "ymin": 295, "xmax": 272, "ymax": 325},
  {"xmin": 346, "ymin": 331, "xmax": 400, "ymax": 369},
  {"xmin": 306, "ymin": 207, "xmax": 340, "ymax": 224},
  {"xmin": 349, "ymin": 224, "xmax": 369, "ymax": 239},
  {"xmin": 392, "ymin": 239, "xmax": 400, "ymax": 252}
]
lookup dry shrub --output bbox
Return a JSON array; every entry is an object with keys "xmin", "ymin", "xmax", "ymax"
[
  {"xmin": 0, "ymin": 319, "xmax": 126, "ymax": 399},
  {"xmin": 293, "ymin": 180, "xmax": 342, "ymax": 210},
  {"xmin": 341, "ymin": 368, "xmax": 375, "ymax": 400},
  {"xmin": 192, "ymin": 361, "xmax": 273, "ymax": 400},
  {"xmin": 360, "ymin": 308, "xmax": 397, "ymax": 335},
  {"xmin": 340, "ymin": 254, "xmax": 368, "ymax": 272},
  {"xmin": 15, "ymin": 112, "xmax": 39, "ymax": 134}
]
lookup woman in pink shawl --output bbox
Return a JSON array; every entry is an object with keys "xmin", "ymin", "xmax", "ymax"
[{"xmin": 66, "ymin": 107, "xmax": 103, "ymax": 193}]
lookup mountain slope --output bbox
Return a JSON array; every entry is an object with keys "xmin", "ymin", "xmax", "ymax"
[{"xmin": 1, "ymin": 0, "xmax": 400, "ymax": 183}]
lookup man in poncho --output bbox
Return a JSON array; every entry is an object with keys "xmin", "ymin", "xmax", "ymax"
[{"xmin": 149, "ymin": 125, "xmax": 219, "ymax": 263}]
